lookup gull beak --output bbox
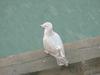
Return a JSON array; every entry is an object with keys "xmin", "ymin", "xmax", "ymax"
[{"xmin": 40, "ymin": 24, "xmax": 44, "ymax": 28}]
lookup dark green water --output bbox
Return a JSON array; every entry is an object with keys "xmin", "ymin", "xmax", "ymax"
[{"xmin": 0, "ymin": 0, "xmax": 100, "ymax": 57}]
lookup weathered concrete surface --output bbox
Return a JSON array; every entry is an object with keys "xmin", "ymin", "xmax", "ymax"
[
  {"xmin": 0, "ymin": 36, "xmax": 100, "ymax": 75},
  {"xmin": 23, "ymin": 57, "xmax": 100, "ymax": 75}
]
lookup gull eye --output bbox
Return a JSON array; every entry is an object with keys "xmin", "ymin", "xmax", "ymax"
[{"xmin": 45, "ymin": 25, "xmax": 48, "ymax": 27}]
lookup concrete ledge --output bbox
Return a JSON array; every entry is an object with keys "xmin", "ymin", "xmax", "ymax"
[{"xmin": 0, "ymin": 36, "xmax": 100, "ymax": 75}]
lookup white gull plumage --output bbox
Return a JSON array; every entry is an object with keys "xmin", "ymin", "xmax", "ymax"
[{"xmin": 41, "ymin": 22, "xmax": 68, "ymax": 66}]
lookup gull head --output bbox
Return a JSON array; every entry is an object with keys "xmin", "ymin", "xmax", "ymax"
[{"xmin": 40, "ymin": 22, "xmax": 53, "ymax": 30}]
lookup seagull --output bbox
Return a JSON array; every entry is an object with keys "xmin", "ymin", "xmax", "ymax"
[{"xmin": 41, "ymin": 22, "xmax": 68, "ymax": 66}]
